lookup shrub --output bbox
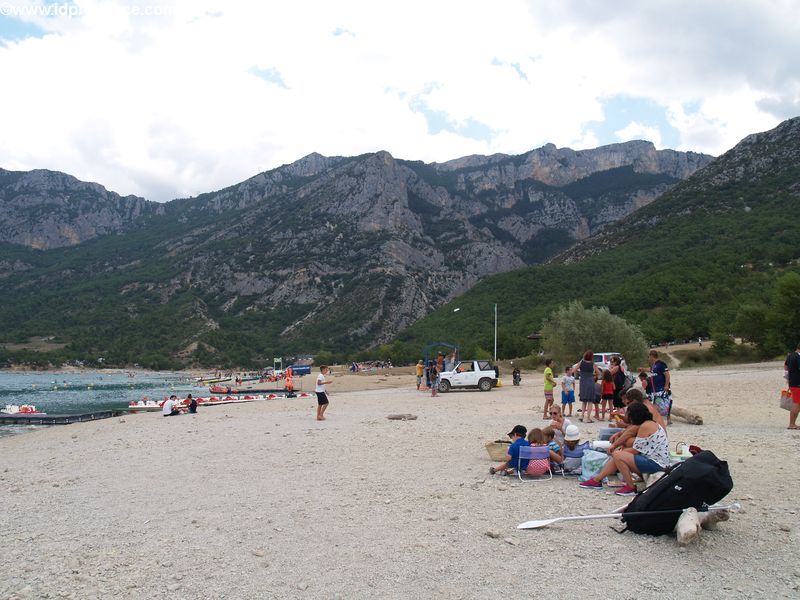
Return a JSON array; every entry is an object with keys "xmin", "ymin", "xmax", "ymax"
[{"xmin": 540, "ymin": 301, "xmax": 648, "ymax": 368}]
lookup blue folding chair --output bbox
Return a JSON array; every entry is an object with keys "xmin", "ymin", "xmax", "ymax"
[{"xmin": 516, "ymin": 445, "xmax": 553, "ymax": 481}]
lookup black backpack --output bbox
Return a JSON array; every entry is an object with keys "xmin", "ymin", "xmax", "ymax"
[{"xmin": 621, "ymin": 450, "xmax": 733, "ymax": 535}]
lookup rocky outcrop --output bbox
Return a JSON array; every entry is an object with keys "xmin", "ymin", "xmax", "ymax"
[{"xmin": 0, "ymin": 169, "xmax": 162, "ymax": 249}]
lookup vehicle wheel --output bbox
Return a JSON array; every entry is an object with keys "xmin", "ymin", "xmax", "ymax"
[
  {"xmin": 478, "ymin": 378, "xmax": 492, "ymax": 392},
  {"xmin": 438, "ymin": 380, "xmax": 451, "ymax": 393}
]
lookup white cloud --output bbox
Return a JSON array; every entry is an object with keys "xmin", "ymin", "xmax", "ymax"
[
  {"xmin": 614, "ymin": 122, "xmax": 663, "ymax": 148},
  {"xmin": 0, "ymin": 0, "xmax": 797, "ymax": 200}
]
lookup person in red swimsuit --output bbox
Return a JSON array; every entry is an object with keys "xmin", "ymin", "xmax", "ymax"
[{"xmin": 785, "ymin": 343, "xmax": 800, "ymax": 429}]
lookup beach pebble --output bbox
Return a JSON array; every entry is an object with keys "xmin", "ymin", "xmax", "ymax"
[
  {"xmin": 779, "ymin": 524, "xmax": 792, "ymax": 532},
  {"xmin": 503, "ymin": 538, "xmax": 518, "ymax": 546},
  {"xmin": 167, "ymin": 583, "xmax": 181, "ymax": 592},
  {"xmin": 252, "ymin": 549, "xmax": 266, "ymax": 557},
  {"xmin": 161, "ymin": 561, "xmax": 173, "ymax": 568},
  {"xmin": 485, "ymin": 529, "xmax": 502, "ymax": 539},
  {"xmin": 297, "ymin": 581, "xmax": 309, "ymax": 591},
  {"xmin": 173, "ymin": 573, "xmax": 184, "ymax": 581}
]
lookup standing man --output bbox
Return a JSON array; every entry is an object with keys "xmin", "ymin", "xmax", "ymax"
[
  {"xmin": 785, "ymin": 343, "xmax": 800, "ymax": 429},
  {"xmin": 315, "ymin": 365, "xmax": 332, "ymax": 421},
  {"xmin": 648, "ymin": 349, "xmax": 671, "ymax": 424},
  {"xmin": 648, "ymin": 350, "xmax": 671, "ymax": 392},
  {"xmin": 415, "ymin": 360, "xmax": 424, "ymax": 390}
]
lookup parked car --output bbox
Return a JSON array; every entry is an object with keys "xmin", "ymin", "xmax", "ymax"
[
  {"xmin": 575, "ymin": 352, "xmax": 627, "ymax": 376},
  {"xmin": 438, "ymin": 360, "xmax": 498, "ymax": 392},
  {"xmin": 593, "ymin": 352, "xmax": 626, "ymax": 373}
]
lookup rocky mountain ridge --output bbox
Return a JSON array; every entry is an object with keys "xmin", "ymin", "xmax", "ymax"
[
  {"xmin": 0, "ymin": 168, "xmax": 162, "ymax": 250},
  {"xmin": 0, "ymin": 140, "xmax": 714, "ymax": 362}
]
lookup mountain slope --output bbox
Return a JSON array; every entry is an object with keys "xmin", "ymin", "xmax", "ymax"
[
  {"xmin": 398, "ymin": 117, "xmax": 800, "ymax": 353},
  {"xmin": 0, "ymin": 141, "xmax": 712, "ymax": 367}
]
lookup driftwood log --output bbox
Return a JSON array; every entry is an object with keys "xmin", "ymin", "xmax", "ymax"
[
  {"xmin": 642, "ymin": 472, "xmax": 732, "ymax": 544},
  {"xmin": 386, "ymin": 414, "xmax": 418, "ymax": 420},
  {"xmin": 676, "ymin": 507, "xmax": 731, "ymax": 544},
  {"xmin": 671, "ymin": 405, "xmax": 703, "ymax": 425}
]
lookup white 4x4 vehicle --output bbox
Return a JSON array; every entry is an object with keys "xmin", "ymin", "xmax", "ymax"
[
  {"xmin": 590, "ymin": 352, "xmax": 626, "ymax": 373},
  {"xmin": 438, "ymin": 360, "xmax": 498, "ymax": 392}
]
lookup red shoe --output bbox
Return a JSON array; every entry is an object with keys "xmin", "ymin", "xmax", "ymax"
[
  {"xmin": 579, "ymin": 479, "xmax": 602, "ymax": 489},
  {"xmin": 615, "ymin": 485, "xmax": 638, "ymax": 496}
]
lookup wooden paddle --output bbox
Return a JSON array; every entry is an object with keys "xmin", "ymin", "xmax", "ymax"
[{"xmin": 517, "ymin": 502, "xmax": 740, "ymax": 530}]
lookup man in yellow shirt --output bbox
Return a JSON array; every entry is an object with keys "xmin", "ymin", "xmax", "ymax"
[{"xmin": 415, "ymin": 360, "xmax": 425, "ymax": 390}]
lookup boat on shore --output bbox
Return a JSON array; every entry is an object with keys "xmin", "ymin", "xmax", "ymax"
[{"xmin": 1, "ymin": 404, "xmax": 46, "ymax": 415}]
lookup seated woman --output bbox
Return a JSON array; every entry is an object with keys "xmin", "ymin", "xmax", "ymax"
[
  {"xmin": 546, "ymin": 405, "xmax": 571, "ymax": 447},
  {"xmin": 608, "ymin": 388, "xmax": 666, "ymax": 448},
  {"xmin": 578, "ymin": 402, "xmax": 669, "ymax": 496}
]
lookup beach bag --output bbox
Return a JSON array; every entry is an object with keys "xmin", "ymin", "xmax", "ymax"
[
  {"xmin": 562, "ymin": 441, "xmax": 590, "ymax": 474},
  {"xmin": 780, "ymin": 389, "xmax": 794, "ymax": 411},
  {"xmin": 621, "ymin": 450, "xmax": 733, "ymax": 536},
  {"xmin": 650, "ymin": 390, "xmax": 673, "ymax": 417},
  {"xmin": 578, "ymin": 449, "xmax": 610, "ymax": 482}
]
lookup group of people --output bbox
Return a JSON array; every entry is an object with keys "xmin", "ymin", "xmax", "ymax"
[
  {"xmin": 415, "ymin": 351, "xmax": 458, "ymax": 396},
  {"xmin": 542, "ymin": 350, "xmax": 671, "ymax": 426},
  {"xmin": 491, "ymin": 384, "xmax": 671, "ymax": 496},
  {"xmin": 349, "ymin": 360, "xmax": 393, "ymax": 372},
  {"xmin": 162, "ymin": 393, "xmax": 197, "ymax": 416},
  {"xmin": 490, "ymin": 349, "xmax": 674, "ymax": 495}
]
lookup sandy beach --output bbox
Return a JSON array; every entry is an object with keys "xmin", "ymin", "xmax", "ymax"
[{"xmin": 1, "ymin": 362, "xmax": 799, "ymax": 599}]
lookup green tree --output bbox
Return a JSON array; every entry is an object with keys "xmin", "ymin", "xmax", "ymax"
[
  {"xmin": 540, "ymin": 301, "xmax": 648, "ymax": 368},
  {"xmin": 732, "ymin": 304, "xmax": 768, "ymax": 347},
  {"xmin": 768, "ymin": 272, "xmax": 800, "ymax": 352}
]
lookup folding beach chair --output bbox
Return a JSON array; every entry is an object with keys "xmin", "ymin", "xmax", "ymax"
[{"xmin": 517, "ymin": 445, "xmax": 553, "ymax": 481}]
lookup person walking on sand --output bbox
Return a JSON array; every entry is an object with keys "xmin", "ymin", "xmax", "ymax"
[
  {"xmin": 315, "ymin": 366, "xmax": 332, "ymax": 421},
  {"xmin": 415, "ymin": 360, "xmax": 424, "ymax": 390},
  {"xmin": 785, "ymin": 343, "xmax": 800, "ymax": 429},
  {"xmin": 429, "ymin": 361, "xmax": 439, "ymax": 397}
]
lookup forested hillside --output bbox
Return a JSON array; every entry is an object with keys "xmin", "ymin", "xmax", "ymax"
[{"xmin": 397, "ymin": 117, "xmax": 800, "ymax": 359}]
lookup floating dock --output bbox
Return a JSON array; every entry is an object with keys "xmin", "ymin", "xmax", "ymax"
[{"xmin": 0, "ymin": 410, "xmax": 127, "ymax": 426}]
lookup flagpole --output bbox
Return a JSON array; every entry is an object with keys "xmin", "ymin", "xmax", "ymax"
[{"xmin": 493, "ymin": 303, "xmax": 497, "ymax": 362}]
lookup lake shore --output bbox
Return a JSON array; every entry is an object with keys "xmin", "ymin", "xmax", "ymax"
[{"xmin": 2, "ymin": 361, "xmax": 798, "ymax": 599}]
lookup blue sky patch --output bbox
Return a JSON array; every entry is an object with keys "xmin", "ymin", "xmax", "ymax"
[
  {"xmin": 587, "ymin": 95, "xmax": 681, "ymax": 148},
  {"xmin": 409, "ymin": 96, "xmax": 495, "ymax": 142},
  {"xmin": 0, "ymin": 15, "xmax": 47, "ymax": 43},
  {"xmin": 491, "ymin": 56, "xmax": 528, "ymax": 81},
  {"xmin": 250, "ymin": 67, "xmax": 288, "ymax": 89}
]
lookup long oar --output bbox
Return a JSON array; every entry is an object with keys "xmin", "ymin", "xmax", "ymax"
[{"xmin": 517, "ymin": 502, "xmax": 740, "ymax": 530}]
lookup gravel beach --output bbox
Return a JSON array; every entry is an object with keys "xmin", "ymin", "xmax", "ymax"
[{"xmin": 1, "ymin": 362, "xmax": 798, "ymax": 599}]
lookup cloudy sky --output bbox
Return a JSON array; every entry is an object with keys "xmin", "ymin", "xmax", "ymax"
[{"xmin": 0, "ymin": 0, "xmax": 798, "ymax": 201}]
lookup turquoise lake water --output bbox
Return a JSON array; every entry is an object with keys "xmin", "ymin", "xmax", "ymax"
[{"xmin": 0, "ymin": 370, "xmax": 198, "ymax": 437}]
